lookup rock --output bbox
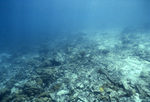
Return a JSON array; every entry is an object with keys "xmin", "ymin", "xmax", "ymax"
[
  {"xmin": 140, "ymin": 70, "xmax": 149, "ymax": 78},
  {"xmin": 133, "ymin": 93, "xmax": 142, "ymax": 102},
  {"xmin": 57, "ymin": 90, "xmax": 69, "ymax": 96},
  {"xmin": 76, "ymin": 83, "xmax": 84, "ymax": 89}
]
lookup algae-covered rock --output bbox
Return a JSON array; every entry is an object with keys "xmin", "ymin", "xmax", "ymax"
[
  {"xmin": 22, "ymin": 83, "xmax": 43, "ymax": 96},
  {"xmin": 13, "ymin": 95, "xmax": 28, "ymax": 102},
  {"xmin": 38, "ymin": 92, "xmax": 51, "ymax": 98},
  {"xmin": 0, "ymin": 88, "xmax": 11, "ymax": 101},
  {"xmin": 50, "ymin": 83, "xmax": 62, "ymax": 93},
  {"xmin": 33, "ymin": 97, "xmax": 53, "ymax": 102},
  {"xmin": 36, "ymin": 78, "xmax": 43, "ymax": 86},
  {"xmin": 37, "ymin": 92, "xmax": 53, "ymax": 102},
  {"xmin": 36, "ymin": 68, "xmax": 58, "ymax": 86}
]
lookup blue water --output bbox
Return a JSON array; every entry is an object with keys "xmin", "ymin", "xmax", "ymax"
[{"xmin": 0, "ymin": 0, "xmax": 150, "ymax": 53}]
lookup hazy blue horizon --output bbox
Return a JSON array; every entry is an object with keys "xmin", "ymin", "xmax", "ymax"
[{"xmin": 0, "ymin": 0, "xmax": 150, "ymax": 52}]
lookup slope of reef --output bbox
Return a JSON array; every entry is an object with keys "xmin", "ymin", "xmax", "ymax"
[{"xmin": 0, "ymin": 29, "xmax": 150, "ymax": 102}]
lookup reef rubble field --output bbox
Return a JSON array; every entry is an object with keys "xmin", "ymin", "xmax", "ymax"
[{"xmin": 0, "ymin": 28, "xmax": 150, "ymax": 102}]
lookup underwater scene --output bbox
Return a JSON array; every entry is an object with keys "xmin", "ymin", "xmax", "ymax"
[{"xmin": 0, "ymin": 0, "xmax": 150, "ymax": 102}]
